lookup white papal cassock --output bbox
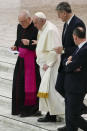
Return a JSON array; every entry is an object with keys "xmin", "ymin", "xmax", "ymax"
[{"xmin": 36, "ymin": 21, "xmax": 64, "ymax": 115}]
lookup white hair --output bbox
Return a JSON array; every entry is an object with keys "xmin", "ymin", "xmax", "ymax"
[
  {"xmin": 19, "ymin": 9, "xmax": 31, "ymax": 19},
  {"xmin": 34, "ymin": 12, "xmax": 46, "ymax": 20}
]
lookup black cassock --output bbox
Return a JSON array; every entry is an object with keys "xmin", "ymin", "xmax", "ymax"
[{"xmin": 12, "ymin": 22, "xmax": 41, "ymax": 116}]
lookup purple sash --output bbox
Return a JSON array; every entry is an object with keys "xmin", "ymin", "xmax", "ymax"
[{"xmin": 19, "ymin": 47, "xmax": 36, "ymax": 106}]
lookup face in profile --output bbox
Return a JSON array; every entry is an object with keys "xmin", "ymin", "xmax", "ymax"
[
  {"xmin": 57, "ymin": 10, "xmax": 67, "ymax": 22},
  {"xmin": 33, "ymin": 17, "xmax": 44, "ymax": 30}
]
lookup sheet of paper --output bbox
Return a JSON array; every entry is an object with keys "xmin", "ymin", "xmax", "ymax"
[{"xmin": 8, "ymin": 48, "xmax": 19, "ymax": 54}]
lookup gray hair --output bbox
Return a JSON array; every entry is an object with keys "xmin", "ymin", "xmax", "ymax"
[
  {"xmin": 56, "ymin": 2, "xmax": 72, "ymax": 13},
  {"xmin": 19, "ymin": 9, "xmax": 31, "ymax": 19}
]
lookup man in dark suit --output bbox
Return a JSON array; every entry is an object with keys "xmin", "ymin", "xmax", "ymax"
[
  {"xmin": 55, "ymin": 1, "xmax": 87, "ymax": 114},
  {"xmin": 58, "ymin": 27, "xmax": 87, "ymax": 131}
]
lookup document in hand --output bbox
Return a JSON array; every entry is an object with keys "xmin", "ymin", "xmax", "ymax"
[{"xmin": 8, "ymin": 48, "xmax": 19, "ymax": 54}]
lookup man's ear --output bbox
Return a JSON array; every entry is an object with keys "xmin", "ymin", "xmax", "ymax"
[
  {"xmin": 75, "ymin": 36, "xmax": 78, "ymax": 41},
  {"xmin": 63, "ymin": 11, "xmax": 67, "ymax": 17}
]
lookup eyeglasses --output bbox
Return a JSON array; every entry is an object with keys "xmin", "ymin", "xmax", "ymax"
[{"xmin": 19, "ymin": 19, "xmax": 28, "ymax": 24}]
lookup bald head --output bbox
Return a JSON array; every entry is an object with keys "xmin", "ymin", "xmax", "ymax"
[
  {"xmin": 18, "ymin": 10, "xmax": 31, "ymax": 29},
  {"xmin": 73, "ymin": 27, "xmax": 86, "ymax": 39},
  {"xmin": 73, "ymin": 26, "xmax": 86, "ymax": 45},
  {"xmin": 33, "ymin": 12, "xmax": 46, "ymax": 30}
]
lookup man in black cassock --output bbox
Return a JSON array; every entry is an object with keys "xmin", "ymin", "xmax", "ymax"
[{"xmin": 11, "ymin": 10, "xmax": 41, "ymax": 117}]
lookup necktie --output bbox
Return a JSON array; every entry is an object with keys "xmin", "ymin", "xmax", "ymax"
[{"xmin": 64, "ymin": 23, "xmax": 68, "ymax": 35}]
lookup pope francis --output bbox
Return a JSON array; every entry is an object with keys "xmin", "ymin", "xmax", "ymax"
[{"xmin": 32, "ymin": 12, "xmax": 64, "ymax": 122}]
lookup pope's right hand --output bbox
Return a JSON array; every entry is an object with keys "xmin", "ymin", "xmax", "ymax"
[
  {"xmin": 54, "ymin": 46, "xmax": 63, "ymax": 54},
  {"xmin": 32, "ymin": 40, "xmax": 37, "ymax": 45}
]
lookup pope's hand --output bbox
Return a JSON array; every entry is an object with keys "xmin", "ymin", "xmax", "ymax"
[
  {"xmin": 54, "ymin": 46, "xmax": 63, "ymax": 54},
  {"xmin": 43, "ymin": 64, "xmax": 49, "ymax": 71},
  {"xmin": 32, "ymin": 40, "xmax": 37, "ymax": 45}
]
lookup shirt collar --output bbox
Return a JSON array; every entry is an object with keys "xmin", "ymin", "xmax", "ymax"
[
  {"xmin": 67, "ymin": 14, "xmax": 74, "ymax": 25},
  {"xmin": 78, "ymin": 41, "xmax": 87, "ymax": 49}
]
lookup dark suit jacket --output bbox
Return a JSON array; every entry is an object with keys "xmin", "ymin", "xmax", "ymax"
[
  {"xmin": 64, "ymin": 42, "xmax": 87, "ymax": 94},
  {"xmin": 55, "ymin": 15, "xmax": 86, "ymax": 95},
  {"xmin": 59, "ymin": 15, "xmax": 86, "ymax": 72}
]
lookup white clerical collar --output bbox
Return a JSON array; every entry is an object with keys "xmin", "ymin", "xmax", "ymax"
[
  {"xmin": 67, "ymin": 14, "xmax": 74, "ymax": 25},
  {"xmin": 78, "ymin": 41, "xmax": 86, "ymax": 49}
]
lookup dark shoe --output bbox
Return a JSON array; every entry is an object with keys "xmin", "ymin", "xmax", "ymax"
[
  {"xmin": 19, "ymin": 112, "xmax": 31, "ymax": 117},
  {"xmin": 12, "ymin": 112, "xmax": 20, "ymax": 116},
  {"xmin": 37, "ymin": 112, "xmax": 55, "ymax": 122},
  {"xmin": 58, "ymin": 126, "xmax": 67, "ymax": 131},
  {"xmin": 33, "ymin": 111, "xmax": 42, "ymax": 116},
  {"xmin": 37, "ymin": 116, "xmax": 57, "ymax": 122},
  {"xmin": 37, "ymin": 112, "xmax": 63, "ymax": 122},
  {"xmin": 37, "ymin": 114, "xmax": 61, "ymax": 122}
]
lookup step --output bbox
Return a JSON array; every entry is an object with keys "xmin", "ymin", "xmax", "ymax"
[
  {"xmin": 0, "ymin": 46, "xmax": 17, "ymax": 64},
  {"xmin": 0, "ymin": 115, "xmax": 47, "ymax": 131},
  {"xmin": 0, "ymin": 71, "xmax": 87, "ymax": 106},
  {"xmin": 0, "ymin": 61, "xmax": 14, "ymax": 80},
  {"xmin": 0, "ymin": 56, "xmax": 17, "ymax": 65},
  {"xmin": 0, "ymin": 82, "xmax": 86, "ymax": 131},
  {"xmin": 0, "ymin": 95, "xmax": 65, "ymax": 131},
  {"xmin": 0, "ymin": 78, "xmax": 12, "ymax": 98}
]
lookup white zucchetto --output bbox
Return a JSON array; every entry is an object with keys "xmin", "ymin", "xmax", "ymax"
[{"xmin": 35, "ymin": 12, "xmax": 46, "ymax": 19}]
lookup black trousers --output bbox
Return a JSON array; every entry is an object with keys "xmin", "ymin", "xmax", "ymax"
[{"xmin": 65, "ymin": 92, "xmax": 87, "ymax": 131}]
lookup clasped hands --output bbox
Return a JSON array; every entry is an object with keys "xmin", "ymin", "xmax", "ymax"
[
  {"xmin": 66, "ymin": 56, "xmax": 81, "ymax": 72},
  {"xmin": 66, "ymin": 56, "xmax": 72, "ymax": 65}
]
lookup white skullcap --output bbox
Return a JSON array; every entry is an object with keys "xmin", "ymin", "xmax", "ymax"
[{"xmin": 35, "ymin": 12, "xmax": 46, "ymax": 19}]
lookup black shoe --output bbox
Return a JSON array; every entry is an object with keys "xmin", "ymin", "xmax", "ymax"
[
  {"xmin": 37, "ymin": 112, "xmax": 56, "ymax": 122},
  {"xmin": 37, "ymin": 116, "xmax": 57, "ymax": 122},
  {"xmin": 12, "ymin": 113, "xmax": 20, "ymax": 116},
  {"xmin": 19, "ymin": 112, "xmax": 32, "ymax": 117},
  {"xmin": 38, "ymin": 112, "xmax": 62, "ymax": 122},
  {"xmin": 58, "ymin": 126, "xmax": 67, "ymax": 131},
  {"xmin": 37, "ymin": 111, "xmax": 63, "ymax": 122}
]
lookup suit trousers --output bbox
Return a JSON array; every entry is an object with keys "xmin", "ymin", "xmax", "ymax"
[{"xmin": 65, "ymin": 92, "xmax": 87, "ymax": 131}]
